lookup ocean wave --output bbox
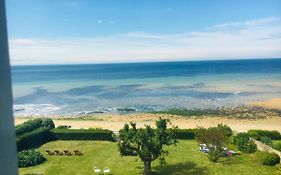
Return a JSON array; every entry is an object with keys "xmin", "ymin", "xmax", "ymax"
[{"xmin": 13, "ymin": 104, "xmax": 61, "ymax": 116}]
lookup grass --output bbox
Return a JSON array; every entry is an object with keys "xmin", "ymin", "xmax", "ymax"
[
  {"xmin": 273, "ymin": 140, "xmax": 281, "ymax": 151},
  {"xmin": 19, "ymin": 140, "xmax": 281, "ymax": 175},
  {"xmin": 273, "ymin": 140, "xmax": 281, "ymax": 145}
]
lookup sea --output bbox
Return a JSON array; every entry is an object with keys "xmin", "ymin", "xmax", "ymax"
[{"xmin": 11, "ymin": 58, "xmax": 281, "ymax": 116}]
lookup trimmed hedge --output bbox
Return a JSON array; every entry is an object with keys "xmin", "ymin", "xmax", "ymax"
[
  {"xmin": 18, "ymin": 149, "xmax": 46, "ymax": 167},
  {"xmin": 16, "ymin": 119, "xmax": 43, "ymax": 136},
  {"xmin": 16, "ymin": 118, "xmax": 55, "ymax": 136},
  {"xmin": 41, "ymin": 118, "xmax": 55, "ymax": 129},
  {"xmin": 248, "ymin": 130, "xmax": 281, "ymax": 140},
  {"xmin": 17, "ymin": 127, "xmax": 54, "ymax": 151},
  {"xmin": 51, "ymin": 128, "xmax": 114, "ymax": 141},
  {"xmin": 173, "ymin": 129, "xmax": 196, "ymax": 139}
]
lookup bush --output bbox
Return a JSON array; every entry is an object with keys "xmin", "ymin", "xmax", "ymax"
[
  {"xmin": 274, "ymin": 143, "xmax": 281, "ymax": 151},
  {"xmin": 262, "ymin": 152, "xmax": 280, "ymax": 166},
  {"xmin": 248, "ymin": 130, "xmax": 281, "ymax": 140},
  {"xmin": 51, "ymin": 128, "xmax": 114, "ymax": 141},
  {"xmin": 17, "ymin": 127, "xmax": 54, "ymax": 151},
  {"xmin": 234, "ymin": 133, "xmax": 257, "ymax": 153},
  {"xmin": 16, "ymin": 118, "xmax": 55, "ymax": 136},
  {"xmin": 16, "ymin": 119, "xmax": 42, "ymax": 136},
  {"xmin": 260, "ymin": 137, "xmax": 273, "ymax": 146},
  {"xmin": 245, "ymin": 140, "xmax": 257, "ymax": 153},
  {"xmin": 56, "ymin": 125, "xmax": 71, "ymax": 129},
  {"xmin": 41, "ymin": 118, "xmax": 55, "ymax": 129},
  {"xmin": 173, "ymin": 129, "xmax": 196, "ymax": 139},
  {"xmin": 217, "ymin": 123, "xmax": 232, "ymax": 137},
  {"xmin": 18, "ymin": 149, "xmax": 46, "ymax": 167}
]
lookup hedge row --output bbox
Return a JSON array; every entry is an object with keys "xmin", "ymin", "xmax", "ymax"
[
  {"xmin": 247, "ymin": 130, "xmax": 281, "ymax": 140},
  {"xmin": 51, "ymin": 128, "xmax": 114, "ymax": 141},
  {"xmin": 17, "ymin": 127, "xmax": 54, "ymax": 151},
  {"xmin": 16, "ymin": 118, "xmax": 55, "ymax": 136},
  {"xmin": 16, "ymin": 119, "xmax": 43, "ymax": 136},
  {"xmin": 173, "ymin": 129, "xmax": 196, "ymax": 139}
]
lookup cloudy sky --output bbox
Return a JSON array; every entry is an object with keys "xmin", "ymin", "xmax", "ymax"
[{"xmin": 6, "ymin": 0, "xmax": 281, "ymax": 65}]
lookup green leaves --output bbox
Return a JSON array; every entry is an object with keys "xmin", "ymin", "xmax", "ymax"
[
  {"xmin": 118, "ymin": 118, "xmax": 177, "ymax": 174},
  {"xmin": 196, "ymin": 126, "xmax": 227, "ymax": 162},
  {"xmin": 18, "ymin": 149, "xmax": 46, "ymax": 167}
]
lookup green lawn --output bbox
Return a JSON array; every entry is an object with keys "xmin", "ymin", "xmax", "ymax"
[
  {"xmin": 19, "ymin": 140, "xmax": 281, "ymax": 175},
  {"xmin": 273, "ymin": 140, "xmax": 281, "ymax": 145}
]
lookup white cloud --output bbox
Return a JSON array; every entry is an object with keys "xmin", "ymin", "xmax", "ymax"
[
  {"xmin": 97, "ymin": 19, "xmax": 103, "ymax": 24},
  {"xmin": 9, "ymin": 17, "xmax": 281, "ymax": 65}
]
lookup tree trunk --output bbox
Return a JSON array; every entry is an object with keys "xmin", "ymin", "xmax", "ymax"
[{"xmin": 143, "ymin": 161, "xmax": 152, "ymax": 175}]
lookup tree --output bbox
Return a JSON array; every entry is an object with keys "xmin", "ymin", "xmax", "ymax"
[
  {"xmin": 196, "ymin": 127, "xmax": 226, "ymax": 162},
  {"xmin": 216, "ymin": 123, "xmax": 232, "ymax": 137},
  {"xmin": 118, "ymin": 118, "xmax": 177, "ymax": 175}
]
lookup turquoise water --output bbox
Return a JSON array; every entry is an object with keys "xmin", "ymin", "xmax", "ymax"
[{"xmin": 11, "ymin": 59, "xmax": 281, "ymax": 116}]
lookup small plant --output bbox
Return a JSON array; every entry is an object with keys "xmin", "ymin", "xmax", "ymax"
[
  {"xmin": 262, "ymin": 152, "xmax": 280, "ymax": 166},
  {"xmin": 18, "ymin": 149, "xmax": 46, "ymax": 167},
  {"xmin": 260, "ymin": 136, "xmax": 272, "ymax": 146}
]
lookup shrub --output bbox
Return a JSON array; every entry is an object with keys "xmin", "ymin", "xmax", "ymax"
[
  {"xmin": 248, "ymin": 130, "xmax": 281, "ymax": 140},
  {"xmin": 173, "ymin": 129, "xmax": 196, "ymax": 139},
  {"xmin": 41, "ymin": 118, "xmax": 55, "ymax": 129},
  {"xmin": 51, "ymin": 128, "xmax": 114, "ymax": 141},
  {"xmin": 17, "ymin": 127, "xmax": 54, "ymax": 151},
  {"xmin": 260, "ymin": 137, "xmax": 273, "ymax": 146},
  {"xmin": 217, "ymin": 123, "xmax": 232, "ymax": 137},
  {"xmin": 56, "ymin": 125, "xmax": 71, "ymax": 129},
  {"xmin": 234, "ymin": 133, "xmax": 257, "ymax": 153},
  {"xmin": 245, "ymin": 140, "xmax": 257, "ymax": 153},
  {"xmin": 16, "ymin": 119, "xmax": 42, "ymax": 136},
  {"xmin": 262, "ymin": 152, "xmax": 280, "ymax": 166},
  {"xmin": 18, "ymin": 149, "xmax": 46, "ymax": 167},
  {"xmin": 16, "ymin": 118, "xmax": 55, "ymax": 136},
  {"xmin": 274, "ymin": 143, "xmax": 281, "ymax": 151}
]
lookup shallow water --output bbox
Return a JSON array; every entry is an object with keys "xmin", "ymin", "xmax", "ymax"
[{"xmin": 11, "ymin": 59, "xmax": 281, "ymax": 116}]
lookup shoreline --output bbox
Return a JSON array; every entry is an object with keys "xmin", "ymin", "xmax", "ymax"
[
  {"xmin": 14, "ymin": 98, "xmax": 281, "ymax": 132},
  {"xmin": 14, "ymin": 114, "xmax": 281, "ymax": 132}
]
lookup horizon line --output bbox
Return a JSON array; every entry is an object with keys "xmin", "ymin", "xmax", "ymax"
[{"xmin": 10, "ymin": 57, "xmax": 281, "ymax": 67}]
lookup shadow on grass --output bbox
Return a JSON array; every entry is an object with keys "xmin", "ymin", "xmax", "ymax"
[{"xmin": 153, "ymin": 161, "xmax": 208, "ymax": 175}]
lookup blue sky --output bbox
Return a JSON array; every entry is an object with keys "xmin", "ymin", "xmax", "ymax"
[{"xmin": 6, "ymin": 0, "xmax": 281, "ymax": 65}]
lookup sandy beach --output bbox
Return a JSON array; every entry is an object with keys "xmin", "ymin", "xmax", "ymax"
[
  {"xmin": 14, "ymin": 114, "xmax": 281, "ymax": 132},
  {"xmin": 14, "ymin": 98, "xmax": 281, "ymax": 132}
]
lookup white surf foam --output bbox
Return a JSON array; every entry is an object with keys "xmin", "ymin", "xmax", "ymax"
[{"xmin": 13, "ymin": 104, "xmax": 61, "ymax": 116}]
